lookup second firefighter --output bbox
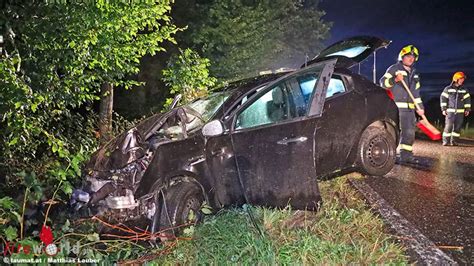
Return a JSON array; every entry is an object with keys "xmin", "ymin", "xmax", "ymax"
[{"xmin": 440, "ymin": 72, "xmax": 471, "ymax": 146}]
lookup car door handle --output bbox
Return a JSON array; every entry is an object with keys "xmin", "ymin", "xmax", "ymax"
[{"xmin": 277, "ymin": 136, "xmax": 308, "ymax": 145}]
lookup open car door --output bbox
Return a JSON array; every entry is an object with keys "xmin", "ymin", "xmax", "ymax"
[{"xmin": 228, "ymin": 59, "xmax": 337, "ymax": 210}]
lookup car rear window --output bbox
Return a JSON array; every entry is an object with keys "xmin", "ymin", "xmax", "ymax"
[{"xmin": 325, "ymin": 45, "xmax": 370, "ymax": 59}]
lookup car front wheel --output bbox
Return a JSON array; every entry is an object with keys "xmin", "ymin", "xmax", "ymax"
[
  {"xmin": 357, "ymin": 126, "xmax": 396, "ymax": 176},
  {"xmin": 158, "ymin": 181, "xmax": 204, "ymax": 237}
]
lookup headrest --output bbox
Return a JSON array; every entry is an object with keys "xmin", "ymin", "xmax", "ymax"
[{"xmin": 272, "ymin": 86, "xmax": 284, "ymax": 105}]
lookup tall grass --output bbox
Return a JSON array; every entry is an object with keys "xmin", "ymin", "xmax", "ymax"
[
  {"xmin": 461, "ymin": 122, "xmax": 474, "ymax": 138},
  {"xmin": 146, "ymin": 175, "xmax": 407, "ymax": 264}
]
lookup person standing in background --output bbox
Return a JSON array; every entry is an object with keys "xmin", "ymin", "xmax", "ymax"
[{"xmin": 440, "ymin": 72, "xmax": 471, "ymax": 146}]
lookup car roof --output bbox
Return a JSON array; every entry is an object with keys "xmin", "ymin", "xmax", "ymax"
[
  {"xmin": 218, "ymin": 72, "xmax": 288, "ymax": 95},
  {"xmin": 220, "ymin": 67, "xmax": 359, "ymax": 99},
  {"xmin": 219, "ymin": 65, "xmax": 372, "ymax": 106}
]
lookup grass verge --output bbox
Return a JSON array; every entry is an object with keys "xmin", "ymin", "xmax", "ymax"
[
  {"xmin": 461, "ymin": 124, "xmax": 474, "ymax": 139},
  {"xmin": 140, "ymin": 175, "xmax": 408, "ymax": 264}
]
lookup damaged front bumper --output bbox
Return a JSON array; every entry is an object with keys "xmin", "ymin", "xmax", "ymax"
[{"xmin": 70, "ymin": 153, "xmax": 156, "ymax": 222}]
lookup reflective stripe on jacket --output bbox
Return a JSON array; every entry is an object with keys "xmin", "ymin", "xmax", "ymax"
[
  {"xmin": 440, "ymin": 84, "xmax": 471, "ymax": 112},
  {"xmin": 380, "ymin": 62, "xmax": 424, "ymax": 110}
]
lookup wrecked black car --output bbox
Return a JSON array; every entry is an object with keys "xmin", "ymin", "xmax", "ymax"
[{"xmin": 71, "ymin": 36, "xmax": 399, "ymax": 234}]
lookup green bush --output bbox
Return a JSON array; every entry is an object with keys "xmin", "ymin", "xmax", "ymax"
[
  {"xmin": 0, "ymin": 0, "xmax": 179, "ymax": 253},
  {"xmin": 162, "ymin": 48, "xmax": 217, "ymax": 108}
]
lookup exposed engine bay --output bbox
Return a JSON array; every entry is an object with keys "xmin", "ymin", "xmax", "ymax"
[{"xmin": 69, "ymin": 105, "xmax": 207, "ymax": 223}]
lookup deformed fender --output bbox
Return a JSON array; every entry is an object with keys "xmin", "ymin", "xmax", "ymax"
[
  {"xmin": 145, "ymin": 172, "xmax": 211, "ymax": 207},
  {"xmin": 135, "ymin": 135, "xmax": 206, "ymax": 197}
]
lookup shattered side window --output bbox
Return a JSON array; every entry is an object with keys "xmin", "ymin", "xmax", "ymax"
[
  {"xmin": 224, "ymin": 84, "xmax": 267, "ymax": 120},
  {"xmin": 235, "ymin": 84, "xmax": 289, "ymax": 129}
]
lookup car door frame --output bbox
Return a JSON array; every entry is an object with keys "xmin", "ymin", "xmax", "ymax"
[
  {"xmin": 311, "ymin": 71, "xmax": 364, "ymax": 176},
  {"xmin": 222, "ymin": 59, "xmax": 337, "ymax": 209},
  {"xmin": 224, "ymin": 59, "xmax": 338, "ymax": 128}
]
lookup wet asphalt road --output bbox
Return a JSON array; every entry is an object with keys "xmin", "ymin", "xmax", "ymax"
[{"xmin": 364, "ymin": 138, "xmax": 474, "ymax": 265}]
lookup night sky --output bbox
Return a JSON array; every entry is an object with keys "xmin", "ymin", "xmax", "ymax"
[{"xmin": 319, "ymin": 0, "xmax": 474, "ymax": 101}]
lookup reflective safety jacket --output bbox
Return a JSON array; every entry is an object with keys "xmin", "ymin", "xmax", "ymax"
[
  {"xmin": 380, "ymin": 62, "xmax": 424, "ymax": 110},
  {"xmin": 440, "ymin": 84, "xmax": 471, "ymax": 113}
]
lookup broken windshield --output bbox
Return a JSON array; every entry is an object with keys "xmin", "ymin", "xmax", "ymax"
[
  {"xmin": 186, "ymin": 91, "xmax": 232, "ymax": 122},
  {"xmin": 177, "ymin": 91, "xmax": 232, "ymax": 133}
]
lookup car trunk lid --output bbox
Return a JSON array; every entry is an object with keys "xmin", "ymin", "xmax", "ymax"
[{"xmin": 305, "ymin": 36, "xmax": 391, "ymax": 68}]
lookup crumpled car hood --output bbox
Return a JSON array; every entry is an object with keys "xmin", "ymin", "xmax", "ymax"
[{"xmin": 85, "ymin": 113, "xmax": 166, "ymax": 172}]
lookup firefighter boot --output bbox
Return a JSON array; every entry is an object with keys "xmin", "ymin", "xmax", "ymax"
[
  {"xmin": 451, "ymin": 135, "xmax": 459, "ymax": 146},
  {"xmin": 442, "ymin": 134, "xmax": 450, "ymax": 146},
  {"xmin": 399, "ymin": 150, "xmax": 420, "ymax": 164}
]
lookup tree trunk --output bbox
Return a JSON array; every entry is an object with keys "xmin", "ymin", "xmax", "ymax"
[{"xmin": 99, "ymin": 82, "xmax": 113, "ymax": 144}]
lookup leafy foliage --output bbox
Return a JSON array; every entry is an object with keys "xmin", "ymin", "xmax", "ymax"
[
  {"xmin": 1, "ymin": 1, "xmax": 178, "ymax": 184},
  {"xmin": 0, "ymin": 0, "xmax": 179, "ymax": 247},
  {"xmin": 180, "ymin": 0, "xmax": 332, "ymax": 79},
  {"xmin": 162, "ymin": 48, "xmax": 217, "ymax": 107}
]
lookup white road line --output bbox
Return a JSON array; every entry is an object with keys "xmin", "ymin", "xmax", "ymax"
[{"xmin": 349, "ymin": 178, "xmax": 457, "ymax": 265}]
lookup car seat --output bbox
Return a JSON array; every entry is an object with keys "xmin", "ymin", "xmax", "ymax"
[{"xmin": 267, "ymin": 86, "xmax": 287, "ymax": 122}]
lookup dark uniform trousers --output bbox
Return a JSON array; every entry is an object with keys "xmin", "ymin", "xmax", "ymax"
[
  {"xmin": 440, "ymin": 84, "xmax": 471, "ymax": 144},
  {"xmin": 380, "ymin": 62, "xmax": 423, "ymax": 160},
  {"xmin": 443, "ymin": 113, "xmax": 464, "ymax": 144},
  {"xmin": 399, "ymin": 110, "xmax": 416, "ymax": 159}
]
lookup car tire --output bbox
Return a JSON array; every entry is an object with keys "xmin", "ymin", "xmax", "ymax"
[
  {"xmin": 357, "ymin": 126, "xmax": 396, "ymax": 176},
  {"xmin": 159, "ymin": 181, "xmax": 204, "ymax": 236}
]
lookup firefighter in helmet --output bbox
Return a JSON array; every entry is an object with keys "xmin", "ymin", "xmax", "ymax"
[
  {"xmin": 440, "ymin": 72, "xmax": 471, "ymax": 146},
  {"xmin": 380, "ymin": 45, "xmax": 424, "ymax": 164}
]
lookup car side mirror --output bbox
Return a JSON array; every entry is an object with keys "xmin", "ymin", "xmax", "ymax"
[{"xmin": 202, "ymin": 120, "xmax": 224, "ymax": 137}]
